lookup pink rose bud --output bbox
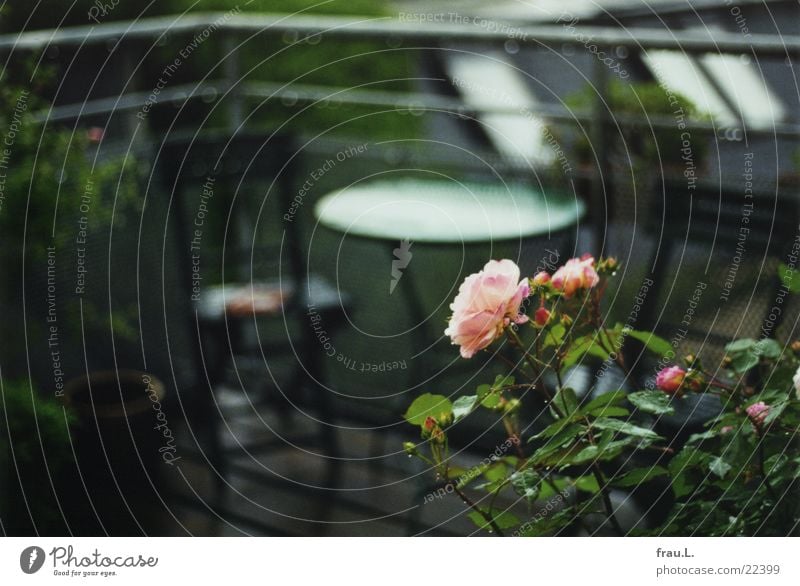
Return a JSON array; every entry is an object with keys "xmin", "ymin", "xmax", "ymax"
[
  {"xmin": 532, "ymin": 271, "xmax": 551, "ymax": 286},
  {"xmin": 656, "ymin": 366, "xmax": 686, "ymax": 394},
  {"xmin": 550, "ymin": 254, "xmax": 600, "ymax": 298},
  {"xmin": 87, "ymin": 126, "xmax": 104, "ymax": 143},
  {"xmin": 445, "ymin": 260, "xmax": 530, "ymax": 359},
  {"xmin": 423, "ymin": 416, "xmax": 437, "ymax": 432},
  {"xmin": 745, "ymin": 401, "xmax": 770, "ymax": 430},
  {"xmin": 534, "ymin": 307, "xmax": 551, "ymax": 327}
]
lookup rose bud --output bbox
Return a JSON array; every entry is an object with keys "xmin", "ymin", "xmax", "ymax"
[
  {"xmin": 656, "ymin": 366, "xmax": 686, "ymax": 394},
  {"xmin": 745, "ymin": 401, "xmax": 771, "ymax": 431},
  {"xmin": 551, "ymin": 254, "xmax": 600, "ymax": 299},
  {"xmin": 532, "ymin": 271, "xmax": 551, "ymax": 286},
  {"xmin": 534, "ymin": 307, "xmax": 551, "ymax": 327}
]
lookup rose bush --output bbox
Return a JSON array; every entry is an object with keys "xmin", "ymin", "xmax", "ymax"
[{"xmin": 404, "ymin": 255, "xmax": 800, "ymax": 536}]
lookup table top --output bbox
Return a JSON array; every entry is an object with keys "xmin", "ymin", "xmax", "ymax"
[{"xmin": 314, "ymin": 179, "xmax": 585, "ymax": 243}]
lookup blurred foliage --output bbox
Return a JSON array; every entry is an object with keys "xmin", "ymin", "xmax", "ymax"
[
  {"xmin": 0, "ymin": 62, "xmax": 142, "ymax": 374},
  {"xmin": 1, "ymin": 0, "xmax": 420, "ymax": 140},
  {"xmin": 557, "ymin": 79, "xmax": 707, "ymax": 170},
  {"xmin": 0, "ymin": 378, "xmax": 75, "ymax": 533}
]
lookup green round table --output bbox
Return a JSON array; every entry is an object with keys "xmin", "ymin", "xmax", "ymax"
[{"xmin": 314, "ymin": 178, "xmax": 585, "ymax": 243}]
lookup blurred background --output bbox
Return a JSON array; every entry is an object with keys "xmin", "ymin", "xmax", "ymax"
[{"xmin": 0, "ymin": 0, "xmax": 798, "ymax": 536}]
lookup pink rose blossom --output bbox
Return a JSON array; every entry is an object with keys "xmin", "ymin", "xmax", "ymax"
[
  {"xmin": 656, "ymin": 366, "xmax": 686, "ymax": 394},
  {"xmin": 550, "ymin": 254, "xmax": 600, "ymax": 298},
  {"xmin": 746, "ymin": 401, "xmax": 770, "ymax": 429},
  {"xmin": 445, "ymin": 259, "xmax": 530, "ymax": 359}
]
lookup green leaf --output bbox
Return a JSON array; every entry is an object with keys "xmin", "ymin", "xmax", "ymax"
[
  {"xmin": 533, "ymin": 420, "xmax": 584, "ymax": 440},
  {"xmin": 553, "ymin": 387, "xmax": 579, "ymax": 417},
  {"xmin": 626, "ymin": 329, "xmax": 672, "ymax": 358},
  {"xmin": 578, "ymin": 390, "xmax": 628, "ymax": 416},
  {"xmin": 574, "ymin": 475, "xmax": 600, "ymax": 493},
  {"xmin": 753, "ymin": 338, "xmax": 782, "ymax": 360},
  {"xmin": 726, "ymin": 338, "xmax": 756, "ymax": 353},
  {"xmin": 591, "ymin": 417, "xmax": 662, "ymax": 440},
  {"xmin": 452, "ymin": 395, "xmax": 478, "ymax": 422},
  {"xmin": 590, "ymin": 406, "xmax": 630, "ymax": 417},
  {"xmin": 611, "ymin": 466, "xmax": 669, "ymax": 487},
  {"xmin": 730, "ymin": 351, "xmax": 759, "ymax": 374},
  {"xmin": 483, "ymin": 462, "xmax": 509, "ymax": 483},
  {"xmin": 669, "ymin": 449, "xmax": 714, "ymax": 498},
  {"xmin": 778, "ymin": 262, "xmax": 800, "ymax": 293},
  {"xmin": 467, "ymin": 509, "xmax": 520, "ymax": 531},
  {"xmin": 511, "ymin": 469, "xmax": 541, "ymax": 502},
  {"xmin": 563, "ymin": 334, "xmax": 610, "ymax": 368},
  {"xmin": 709, "ymin": 457, "xmax": 732, "ymax": 479},
  {"xmin": 492, "ymin": 374, "xmax": 515, "ymax": 390},
  {"xmin": 570, "ymin": 441, "xmax": 626, "ymax": 465},
  {"xmin": 445, "ymin": 467, "xmax": 467, "ymax": 479},
  {"xmin": 516, "ymin": 508, "xmax": 574, "ymax": 536},
  {"xmin": 543, "ymin": 323, "xmax": 566, "ymax": 349},
  {"xmin": 628, "ymin": 390, "xmax": 675, "ymax": 416},
  {"xmin": 403, "ymin": 393, "xmax": 453, "ymax": 426}
]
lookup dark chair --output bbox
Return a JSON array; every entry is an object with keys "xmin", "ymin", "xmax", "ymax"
[
  {"xmin": 631, "ymin": 175, "xmax": 800, "ymax": 441},
  {"xmin": 157, "ymin": 131, "xmax": 349, "ymax": 529}
]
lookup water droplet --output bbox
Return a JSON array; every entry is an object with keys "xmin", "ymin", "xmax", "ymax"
[{"xmin": 504, "ymin": 40, "xmax": 520, "ymax": 55}]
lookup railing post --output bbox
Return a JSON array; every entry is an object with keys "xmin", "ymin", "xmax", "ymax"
[
  {"xmin": 590, "ymin": 55, "xmax": 610, "ymax": 257},
  {"xmin": 222, "ymin": 34, "xmax": 243, "ymax": 131}
]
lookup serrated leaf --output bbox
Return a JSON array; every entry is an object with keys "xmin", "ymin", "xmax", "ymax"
[
  {"xmin": 563, "ymin": 334, "xmax": 610, "ymax": 368},
  {"xmin": 626, "ymin": 329, "xmax": 672, "ymax": 358},
  {"xmin": 533, "ymin": 420, "xmax": 584, "ymax": 440},
  {"xmin": 709, "ymin": 457, "xmax": 732, "ymax": 479},
  {"xmin": 753, "ymin": 338, "xmax": 782, "ymax": 359},
  {"xmin": 574, "ymin": 475, "xmax": 600, "ymax": 493},
  {"xmin": 612, "ymin": 466, "xmax": 669, "ymax": 487},
  {"xmin": 578, "ymin": 390, "xmax": 627, "ymax": 416},
  {"xmin": 628, "ymin": 390, "xmax": 675, "ymax": 416},
  {"xmin": 591, "ymin": 417, "xmax": 662, "ymax": 440},
  {"xmin": 590, "ymin": 406, "xmax": 630, "ymax": 417},
  {"xmin": 511, "ymin": 469, "xmax": 541, "ymax": 502},
  {"xmin": 553, "ymin": 387, "xmax": 579, "ymax": 416},
  {"xmin": 726, "ymin": 338, "xmax": 756, "ymax": 353},
  {"xmin": 477, "ymin": 383, "xmax": 501, "ymax": 409},
  {"xmin": 492, "ymin": 374, "xmax": 515, "ymax": 390},
  {"xmin": 543, "ymin": 323, "xmax": 566, "ymax": 348},
  {"xmin": 452, "ymin": 395, "xmax": 478, "ymax": 422},
  {"xmin": 403, "ymin": 393, "xmax": 452, "ymax": 426}
]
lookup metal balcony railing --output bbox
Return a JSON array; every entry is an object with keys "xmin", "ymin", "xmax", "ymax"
[{"xmin": 1, "ymin": 12, "xmax": 798, "ymax": 250}]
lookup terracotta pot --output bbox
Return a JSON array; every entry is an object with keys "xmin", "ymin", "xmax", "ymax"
[{"xmin": 60, "ymin": 370, "xmax": 171, "ymax": 535}]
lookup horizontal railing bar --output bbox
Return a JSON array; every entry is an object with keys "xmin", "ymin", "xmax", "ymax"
[
  {"xmin": 0, "ymin": 12, "xmax": 798, "ymax": 55},
  {"xmin": 39, "ymin": 78, "xmax": 800, "ymax": 138}
]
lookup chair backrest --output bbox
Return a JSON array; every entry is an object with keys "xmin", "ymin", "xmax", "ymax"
[
  {"xmin": 157, "ymin": 130, "xmax": 302, "ymax": 287},
  {"xmin": 635, "ymin": 175, "xmax": 800, "ymax": 363}
]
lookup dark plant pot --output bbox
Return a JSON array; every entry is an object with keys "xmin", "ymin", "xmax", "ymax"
[{"xmin": 59, "ymin": 370, "xmax": 170, "ymax": 535}]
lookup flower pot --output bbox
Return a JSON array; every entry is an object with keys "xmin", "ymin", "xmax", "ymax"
[{"xmin": 59, "ymin": 369, "xmax": 171, "ymax": 535}]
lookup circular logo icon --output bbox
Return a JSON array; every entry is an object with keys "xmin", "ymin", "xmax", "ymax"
[{"xmin": 20, "ymin": 546, "xmax": 45, "ymax": 574}]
